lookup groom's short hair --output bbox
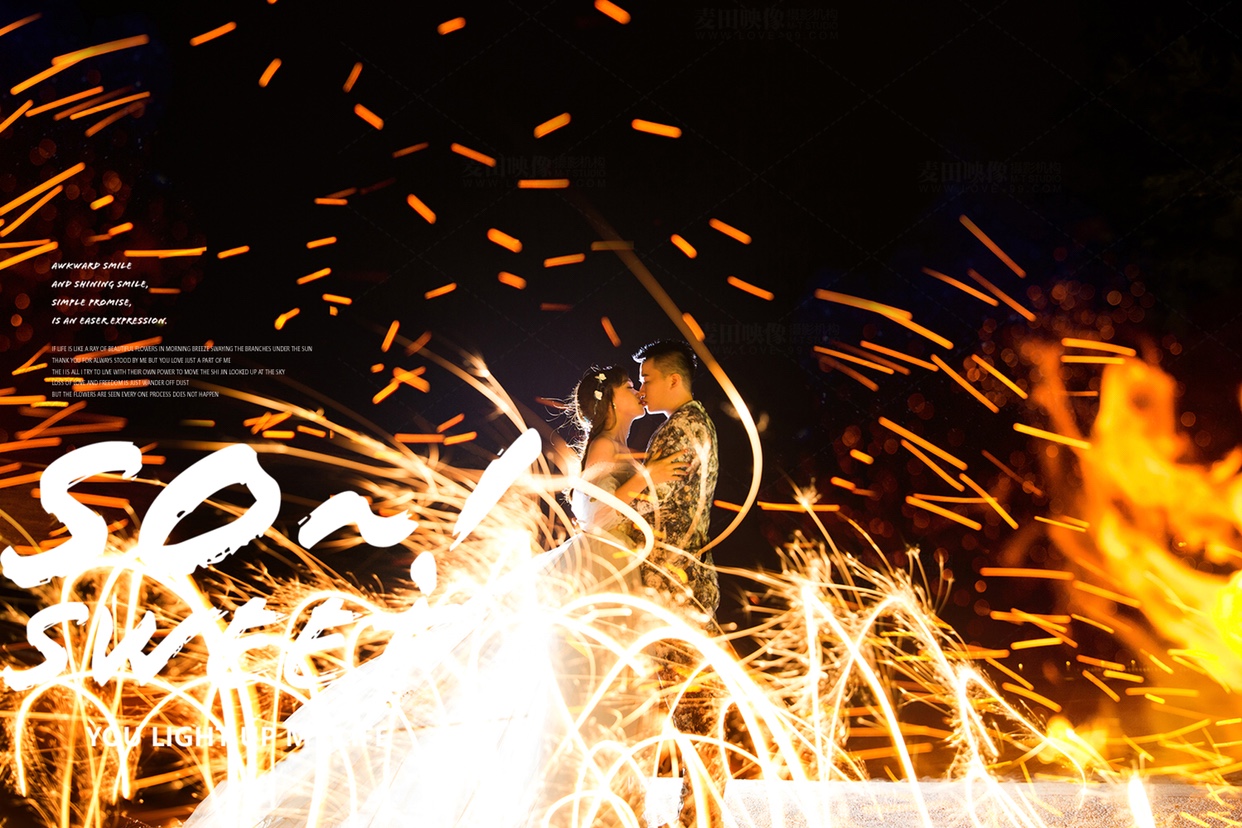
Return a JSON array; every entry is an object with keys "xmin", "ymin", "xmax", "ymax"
[{"xmin": 632, "ymin": 340, "xmax": 697, "ymax": 392}]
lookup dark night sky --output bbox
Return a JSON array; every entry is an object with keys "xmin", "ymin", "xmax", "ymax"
[{"xmin": 2, "ymin": 0, "xmax": 1242, "ymax": 820}]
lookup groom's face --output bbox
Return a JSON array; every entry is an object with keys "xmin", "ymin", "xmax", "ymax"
[{"xmin": 637, "ymin": 360, "xmax": 671, "ymax": 415}]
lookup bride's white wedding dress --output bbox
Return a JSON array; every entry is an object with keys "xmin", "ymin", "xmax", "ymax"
[{"xmin": 184, "ymin": 460, "xmax": 641, "ymax": 828}]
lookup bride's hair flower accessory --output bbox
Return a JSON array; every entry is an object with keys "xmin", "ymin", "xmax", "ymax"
[{"xmin": 593, "ymin": 389, "xmax": 603, "ymax": 400}]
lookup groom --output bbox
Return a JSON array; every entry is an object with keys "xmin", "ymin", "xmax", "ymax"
[
  {"xmin": 630, "ymin": 339, "xmax": 724, "ymax": 825},
  {"xmin": 631, "ymin": 340, "xmax": 720, "ymax": 622}
]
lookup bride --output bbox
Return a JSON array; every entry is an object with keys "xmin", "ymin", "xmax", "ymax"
[{"xmin": 183, "ymin": 365, "xmax": 689, "ymax": 828}]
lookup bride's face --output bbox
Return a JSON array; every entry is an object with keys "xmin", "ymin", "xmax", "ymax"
[{"xmin": 611, "ymin": 379, "xmax": 644, "ymax": 424}]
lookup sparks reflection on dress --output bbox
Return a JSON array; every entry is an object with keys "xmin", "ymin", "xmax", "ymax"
[{"xmin": 183, "ymin": 432, "xmax": 645, "ymax": 828}]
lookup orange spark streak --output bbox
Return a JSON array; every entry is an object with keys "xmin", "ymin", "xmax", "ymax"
[
  {"xmin": 16, "ymin": 423, "xmax": 123, "ymax": 438},
  {"xmin": 498, "ymin": 271, "xmax": 526, "ymax": 289},
  {"xmin": 921, "ymin": 267, "xmax": 999, "ymax": 306},
  {"xmin": 814, "ymin": 347, "xmax": 897, "ymax": 374},
  {"xmin": 436, "ymin": 413, "xmax": 464, "ymax": 432},
  {"xmin": 26, "ymin": 87, "xmax": 105, "ymax": 117},
  {"xmin": 591, "ymin": 240, "xmax": 634, "ymax": 251},
  {"xmin": 296, "ymin": 425, "xmax": 326, "ymax": 437},
  {"xmin": 451, "ymin": 143, "xmax": 496, "ymax": 167},
  {"xmin": 258, "ymin": 59, "xmax": 282, "ymax": 86},
  {"xmin": 829, "ymin": 476, "xmax": 855, "ymax": 490},
  {"xmin": 1073, "ymin": 580, "xmax": 1141, "ymax": 608},
  {"xmin": 1061, "ymin": 337, "xmax": 1137, "ymax": 356},
  {"xmin": 73, "ymin": 337, "xmax": 160, "ymax": 362},
  {"xmin": 31, "ymin": 488, "xmax": 128, "ymax": 509},
  {"xmin": 217, "ymin": 245, "xmax": 249, "ymax": 258},
  {"xmin": 437, "ymin": 17, "xmax": 466, "ymax": 35},
  {"xmin": 262, "ymin": 430, "xmax": 295, "ymax": 440},
  {"xmin": 682, "ymin": 313, "xmax": 705, "ymax": 341},
  {"xmin": 54, "ymin": 87, "xmax": 135, "ymax": 120},
  {"xmin": 1082, "ymin": 670, "xmax": 1121, "ymax": 702},
  {"xmin": 405, "ymin": 331, "xmax": 431, "ymax": 354},
  {"xmin": 342, "ymin": 62, "xmax": 362, "ymax": 92},
  {"xmin": 901, "ymin": 440, "xmax": 965, "ymax": 492},
  {"xmin": 0, "ymin": 163, "xmax": 84, "ymax": 217},
  {"xmin": 381, "ymin": 321, "xmax": 399, "ymax": 352},
  {"xmin": 631, "ymin": 118, "xmax": 680, "ymax": 137},
  {"xmin": 354, "ymin": 103, "xmax": 384, "ymax": 130},
  {"xmin": 486, "ymin": 228, "xmax": 522, "ymax": 252},
  {"xmin": 1072, "ymin": 614, "xmax": 1114, "ymax": 634},
  {"xmin": 15, "ymin": 401, "xmax": 84, "ymax": 440},
  {"xmin": 84, "ymin": 99, "xmax": 145, "ymax": 137},
  {"xmin": 52, "ymin": 34, "xmax": 150, "ymax": 65},
  {"xmin": 123, "ymin": 247, "xmax": 205, "ymax": 258},
  {"xmin": 0, "ymin": 13, "xmax": 40, "ymax": 40},
  {"xmin": 534, "ymin": 112, "xmax": 571, "ymax": 137},
  {"xmin": 518, "ymin": 178, "xmax": 569, "ymax": 189},
  {"xmin": 986, "ymin": 657, "xmax": 1033, "ymax": 690},
  {"xmin": 1102, "ymin": 669, "xmax": 1144, "ymax": 683},
  {"xmin": 1013, "ymin": 422, "xmax": 1091, "ymax": 450},
  {"xmin": 1071, "ymin": 651, "xmax": 1118, "ymax": 667},
  {"xmin": 1034, "ymin": 516, "xmax": 1088, "ymax": 532},
  {"xmin": 879, "ymin": 417, "xmax": 967, "ymax": 470},
  {"xmin": 757, "ymin": 501, "xmax": 840, "ymax": 512},
  {"xmin": 72, "ymin": 380, "xmax": 149, "ymax": 392},
  {"xmin": 395, "ymin": 433, "xmax": 444, "ymax": 443},
  {"xmin": 181, "ymin": 419, "xmax": 214, "ymax": 428},
  {"xmin": 541, "ymin": 302, "xmax": 573, "ymax": 312},
  {"xmin": 274, "ymin": 308, "xmax": 299, "ymax": 330},
  {"xmin": 443, "ymin": 431, "xmax": 477, "ymax": 445},
  {"xmin": 1061, "ymin": 355, "xmax": 1126, "ymax": 365},
  {"xmin": 424, "ymin": 283, "xmax": 456, "ymax": 300},
  {"xmin": 12, "ymin": 346, "xmax": 47, "ymax": 374},
  {"xmin": 0, "ymin": 186, "xmax": 62, "ymax": 238},
  {"xmin": 393, "ymin": 367, "xmax": 429, "ymax": 391},
  {"xmin": 959, "ymin": 214, "xmax": 1026, "ymax": 277},
  {"xmin": 595, "ymin": 0, "xmax": 632, "ymax": 24},
  {"xmin": 1010, "ymin": 637, "xmax": 1062, "ymax": 650},
  {"xmin": 970, "ymin": 355, "xmax": 1028, "ymax": 399},
  {"xmin": 306, "ymin": 236, "xmax": 337, "ymax": 249},
  {"xmin": 670, "ymin": 234, "xmax": 697, "ymax": 258},
  {"xmin": 297, "ymin": 267, "xmax": 331, "ymax": 285},
  {"xmin": 108, "ymin": 222, "xmax": 133, "ymax": 236},
  {"xmin": 315, "ymin": 197, "xmax": 348, "ymax": 205},
  {"xmin": 727, "ymin": 276, "xmax": 774, "ymax": 301},
  {"xmin": 406, "ymin": 194, "xmax": 436, "ymax": 223},
  {"xmin": 392, "ymin": 142, "xmax": 429, "ymax": 158},
  {"xmin": 0, "ymin": 472, "xmax": 41, "ymax": 490},
  {"xmin": 814, "ymin": 289, "xmax": 913, "ymax": 319},
  {"xmin": 322, "ymin": 293, "xmax": 351, "ymax": 305},
  {"xmin": 818, "ymin": 356, "xmax": 879, "ymax": 391},
  {"xmin": 960, "ymin": 472, "xmax": 1018, "ymax": 529},
  {"xmin": 966, "ymin": 268, "xmax": 1036, "ymax": 322},
  {"xmin": 858, "ymin": 340, "xmax": 937, "ymax": 371},
  {"xmin": 0, "ymin": 396, "xmax": 46, "ymax": 406},
  {"xmin": 850, "ymin": 450, "xmax": 874, "ymax": 464},
  {"xmin": 980, "ymin": 448, "xmax": 1043, "ymax": 496},
  {"xmin": 0, "ymin": 436, "xmax": 59, "ymax": 452},
  {"xmin": 89, "ymin": 194, "xmax": 113, "ymax": 210},
  {"xmin": 189, "ymin": 22, "xmax": 237, "ymax": 47},
  {"xmin": 600, "ymin": 317, "xmax": 622, "ymax": 347},
  {"xmin": 544, "ymin": 253, "xmax": 585, "ymax": 267},
  {"xmin": 905, "ymin": 496, "xmax": 980, "ymax": 529},
  {"xmin": 831, "ymin": 341, "xmax": 909, "ymax": 374},
  {"xmin": 709, "ymin": 217, "xmax": 751, "ymax": 244},
  {"xmin": 69, "ymin": 91, "xmax": 150, "ymax": 120},
  {"xmin": 931, "ymin": 354, "xmax": 999, "ymax": 413},
  {"xmin": 981, "ymin": 567, "xmax": 1074, "ymax": 580}
]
